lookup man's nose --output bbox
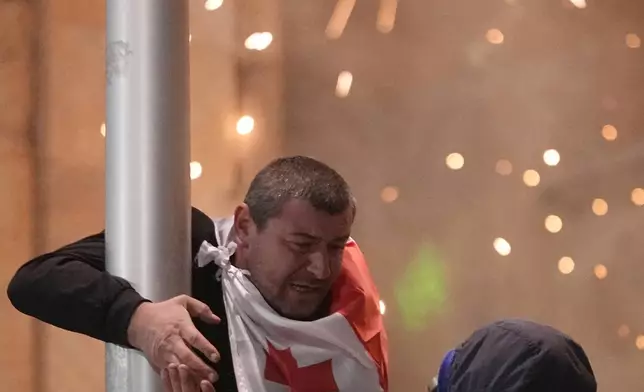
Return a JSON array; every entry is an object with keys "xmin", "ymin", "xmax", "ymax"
[{"xmin": 306, "ymin": 250, "xmax": 331, "ymax": 280}]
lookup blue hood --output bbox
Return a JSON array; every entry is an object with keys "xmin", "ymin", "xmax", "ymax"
[{"xmin": 444, "ymin": 319, "xmax": 597, "ymax": 392}]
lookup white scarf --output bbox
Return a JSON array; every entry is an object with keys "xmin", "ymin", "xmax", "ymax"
[{"xmin": 196, "ymin": 217, "xmax": 388, "ymax": 392}]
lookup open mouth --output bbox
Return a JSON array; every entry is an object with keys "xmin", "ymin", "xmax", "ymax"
[{"xmin": 290, "ymin": 283, "xmax": 323, "ymax": 293}]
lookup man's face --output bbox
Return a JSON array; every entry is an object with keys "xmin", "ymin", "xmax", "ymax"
[{"xmin": 234, "ymin": 199, "xmax": 353, "ymax": 320}]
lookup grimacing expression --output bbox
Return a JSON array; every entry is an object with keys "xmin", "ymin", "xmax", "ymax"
[{"xmin": 235, "ymin": 199, "xmax": 353, "ymax": 320}]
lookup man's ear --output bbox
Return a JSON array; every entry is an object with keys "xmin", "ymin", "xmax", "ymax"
[{"xmin": 233, "ymin": 203, "xmax": 255, "ymax": 247}]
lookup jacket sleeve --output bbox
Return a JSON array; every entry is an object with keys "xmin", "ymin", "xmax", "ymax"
[
  {"xmin": 6, "ymin": 207, "xmax": 215, "ymax": 346},
  {"xmin": 6, "ymin": 231, "xmax": 148, "ymax": 347}
]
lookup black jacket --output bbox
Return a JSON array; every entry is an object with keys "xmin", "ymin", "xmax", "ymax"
[
  {"xmin": 448, "ymin": 319, "xmax": 597, "ymax": 392},
  {"xmin": 7, "ymin": 207, "xmax": 239, "ymax": 391}
]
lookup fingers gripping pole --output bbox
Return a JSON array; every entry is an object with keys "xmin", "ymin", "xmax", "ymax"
[{"xmin": 105, "ymin": 0, "xmax": 191, "ymax": 391}]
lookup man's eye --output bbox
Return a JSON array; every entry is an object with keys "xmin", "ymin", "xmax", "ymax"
[{"xmin": 292, "ymin": 243, "xmax": 313, "ymax": 252}]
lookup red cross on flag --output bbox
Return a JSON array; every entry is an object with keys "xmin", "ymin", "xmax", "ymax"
[{"xmin": 198, "ymin": 219, "xmax": 389, "ymax": 392}]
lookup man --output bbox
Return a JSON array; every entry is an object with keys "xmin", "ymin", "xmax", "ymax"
[
  {"xmin": 429, "ymin": 319, "xmax": 597, "ymax": 392},
  {"xmin": 7, "ymin": 156, "xmax": 389, "ymax": 392}
]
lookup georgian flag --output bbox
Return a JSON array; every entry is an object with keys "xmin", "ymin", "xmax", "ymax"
[{"xmin": 196, "ymin": 217, "xmax": 389, "ymax": 392}]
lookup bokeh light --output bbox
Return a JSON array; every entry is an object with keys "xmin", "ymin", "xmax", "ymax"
[
  {"xmin": 204, "ymin": 0, "xmax": 223, "ymax": 10},
  {"xmin": 380, "ymin": 186, "xmax": 399, "ymax": 203},
  {"xmin": 545, "ymin": 215, "xmax": 563, "ymax": 233},
  {"xmin": 594, "ymin": 264, "xmax": 608, "ymax": 280},
  {"xmin": 543, "ymin": 149, "xmax": 560, "ymax": 166},
  {"xmin": 523, "ymin": 170, "xmax": 541, "ymax": 187},
  {"xmin": 636, "ymin": 335, "xmax": 644, "ymax": 350},
  {"xmin": 236, "ymin": 115, "xmax": 255, "ymax": 135},
  {"xmin": 486, "ymin": 29, "xmax": 504, "ymax": 44},
  {"xmin": 558, "ymin": 257, "xmax": 575, "ymax": 274},
  {"xmin": 626, "ymin": 33, "xmax": 641, "ymax": 49},
  {"xmin": 493, "ymin": 238, "xmax": 511, "ymax": 256},
  {"xmin": 336, "ymin": 71, "xmax": 353, "ymax": 97},
  {"xmin": 618, "ymin": 324, "xmax": 631, "ymax": 338},
  {"xmin": 569, "ymin": 0, "xmax": 587, "ymax": 9},
  {"xmin": 245, "ymin": 32, "xmax": 273, "ymax": 51},
  {"xmin": 592, "ymin": 198, "xmax": 608, "ymax": 216},
  {"xmin": 190, "ymin": 161, "xmax": 203, "ymax": 180},
  {"xmin": 495, "ymin": 159, "xmax": 513, "ymax": 175},
  {"xmin": 602, "ymin": 124, "xmax": 618, "ymax": 141},
  {"xmin": 446, "ymin": 153, "xmax": 464, "ymax": 170},
  {"xmin": 631, "ymin": 188, "xmax": 644, "ymax": 206}
]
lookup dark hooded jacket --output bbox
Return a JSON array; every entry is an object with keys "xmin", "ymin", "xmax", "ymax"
[{"xmin": 443, "ymin": 319, "xmax": 597, "ymax": 392}]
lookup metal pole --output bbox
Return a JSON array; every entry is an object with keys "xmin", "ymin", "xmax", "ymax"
[{"xmin": 105, "ymin": 0, "xmax": 190, "ymax": 391}]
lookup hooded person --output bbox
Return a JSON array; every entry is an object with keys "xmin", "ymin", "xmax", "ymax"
[{"xmin": 429, "ymin": 319, "xmax": 597, "ymax": 392}]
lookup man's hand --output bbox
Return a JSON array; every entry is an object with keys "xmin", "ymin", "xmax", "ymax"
[
  {"xmin": 161, "ymin": 364, "xmax": 216, "ymax": 392},
  {"xmin": 127, "ymin": 295, "xmax": 221, "ymax": 386}
]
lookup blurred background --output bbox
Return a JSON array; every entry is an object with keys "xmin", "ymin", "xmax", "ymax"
[{"xmin": 2, "ymin": 0, "xmax": 644, "ymax": 390}]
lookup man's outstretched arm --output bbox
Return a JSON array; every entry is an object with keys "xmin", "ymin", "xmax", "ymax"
[
  {"xmin": 6, "ymin": 231, "xmax": 147, "ymax": 346},
  {"xmin": 6, "ymin": 207, "xmax": 223, "ymax": 387}
]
